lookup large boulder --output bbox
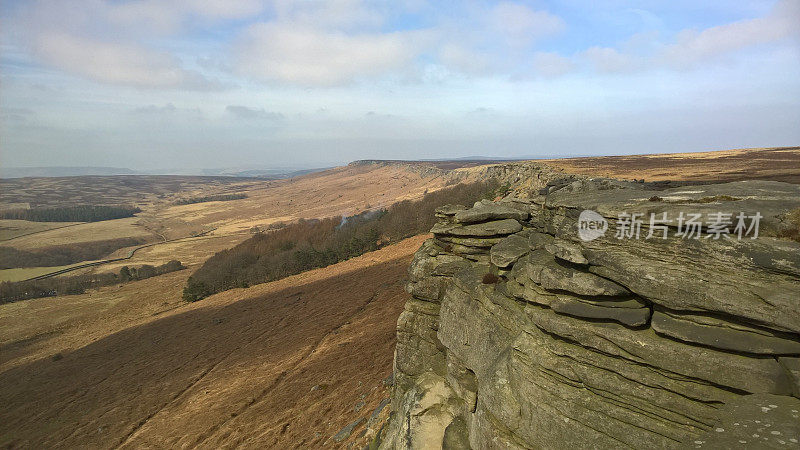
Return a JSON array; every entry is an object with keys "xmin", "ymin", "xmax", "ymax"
[{"xmin": 383, "ymin": 177, "xmax": 800, "ymax": 449}]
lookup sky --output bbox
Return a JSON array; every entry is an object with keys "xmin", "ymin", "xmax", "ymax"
[{"xmin": 1, "ymin": 0, "xmax": 799, "ymax": 172}]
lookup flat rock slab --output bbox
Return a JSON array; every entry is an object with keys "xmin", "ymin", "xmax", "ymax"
[
  {"xmin": 435, "ymin": 204, "xmax": 467, "ymax": 216},
  {"xmin": 406, "ymin": 278, "xmax": 444, "ymax": 302},
  {"xmin": 526, "ymin": 306, "xmax": 795, "ymax": 395},
  {"xmin": 691, "ymin": 394, "xmax": 800, "ymax": 448},
  {"xmin": 447, "ymin": 243, "xmax": 489, "ymax": 256},
  {"xmin": 454, "ymin": 203, "xmax": 529, "ymax": 224},
  {"xmin": 551, "ymin": 295, "xmax": 651, "ymax": 327},
  {"xmin": 432, "ymin": 219, "xmax": 523, "ymax": 237},
  {"xmin": 528, "ymin": 232, "xmax": 554, "ymax": 250},
  {"xmin": 652, "ymin": 310, "xmax": 800, "ymax": 355},
  {"xmin": 526, "ymin": 251, "xmax": 630, "ymax": 297},
  {"xmin": 436, "ymin": 236, "xmax": 505, "ymax": 248},
  {"xmin": 490, "ymin": 234, "xmax": 530, "ymax": 268},
  {"xmin": 545, "ymin": 239, "xmax": 588, "ymax": 265}
]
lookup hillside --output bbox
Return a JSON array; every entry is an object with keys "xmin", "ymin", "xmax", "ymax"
[
  {"xmin": 2, "ymin": 147, "xmax": 799, "ymax": 449},
  {"xmin": 0, "ymin": 235, "xmax": 428, "ymax": 449},
  {"xmin": 538, "ymin": 146, "xmax": 800, "ymax": 184},
  {"xmin": 0, "ymin": 163, "xmax": 453, "ymax": 282}
]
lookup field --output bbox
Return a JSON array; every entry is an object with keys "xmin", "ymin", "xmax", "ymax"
[
  {"xmin": 0, "ymin": 163, "xmax": 453, "ymax": 282},
  {"xmin": 538, "ymin": 146, "xmax": 800, "ymax": 183},
  {"xmin": 1, "ymin": 146, "xmax": 798, "ymax": 448},
  {"xmin": 0, "ymin": 264, "xmax": 83, "ymax": 283},
  {"xmin": 0, "ymin": 175, "xmax": 264, "ymax": 209},
  {"xmin": 0, "ymin": 235, "xmax": 426, "ymax": 448},
  {"xmin": 0, "ymin": 220, "xmax": 82, "ymax": 241}
]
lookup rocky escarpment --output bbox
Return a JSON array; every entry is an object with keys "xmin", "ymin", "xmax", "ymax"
[{"xmin": 380, "ymin": 178, "xmax": 800, "ymax": 449}]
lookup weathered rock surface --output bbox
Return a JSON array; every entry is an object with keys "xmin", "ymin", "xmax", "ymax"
[
  {"xmin": 550, "ymin": 294, "xmax": 650, "ymax": 326},
  {"xmin": 690, "ymin": 394, "xmax": 800, "ymax": 448},
  {"xmin": 652, "ymin": 308, "xmax": 800, "ymax": 355},
  {"xmin": 453, "ymin": 202, "xmax": 529, "ymax": 224},
  {"xmin": 435, "ymin": 204, "xmax": 467, "ymax": 218},
  {"xmin": 779, "ymin": 357, "xmax": 800, "ymax": 397},
  {"xmin": 431, "ymin": 218, "xmax": 523, "ymax": 237},
  {"xmin": 381, "ymin": 177, "xmax": 800, "ymax": 449},
  {"xmin": 545, "ymin": 238, "xmax": 588, "ymax": 264},
  {"xmin": 525, "ymin": 250, "xmax": 630, "ymax": 297},
  {"xmin": 489, "ymin": 234, "xmax": 529, "ymax": 268}
]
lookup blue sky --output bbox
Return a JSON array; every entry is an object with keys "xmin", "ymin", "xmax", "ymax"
[{"xmin": 1, "ymin": 0, "xmax": 798, "ymax": 172}]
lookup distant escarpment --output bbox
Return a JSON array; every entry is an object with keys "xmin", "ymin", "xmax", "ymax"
[{"xmin": 379, "ymin": 176, "xmax": 800, "ymax": 449}]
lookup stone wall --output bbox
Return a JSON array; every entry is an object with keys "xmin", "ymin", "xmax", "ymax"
[{"xmin": 380, "ymin": 177, "xmax": 800, "ymax": 449}]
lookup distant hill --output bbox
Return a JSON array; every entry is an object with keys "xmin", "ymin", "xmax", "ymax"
[
  {"xmin": 0, "ymin": 166, "xmax": 328, "ymax": 179},
  {"xmin": 0, "ymin": 167, "xmax": 139, "ymax": 178},
  {"xmin": 201, "ymin": 167, "xmax": 329, "ymax": 179}
]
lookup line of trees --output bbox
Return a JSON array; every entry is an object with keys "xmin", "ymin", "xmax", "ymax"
[
  {"xmin": 0, "ymin": 260, "xmax": 185, "ymax": 303},
  {"xmin": 183, "ymin": 180, "xmax": 505, "ymax": 302},
  {"xmin": 0, "ymin": 205, "xmax": 141, "ymax": 222},
  {"xmin": 175, "ymin": 193, "xmax": 247, "ymax": 205},
  {"xmin": 0, "ymin": 237, "xmax": 145, "ymax": 269}
]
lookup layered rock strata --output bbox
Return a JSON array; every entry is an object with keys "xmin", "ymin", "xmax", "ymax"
[{"xmin": 381, "ymin": 179, "xmax": 800, "ymax": 449}]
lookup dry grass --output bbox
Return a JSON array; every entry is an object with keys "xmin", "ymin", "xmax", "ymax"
[
  {"xmin": 777, "ymin": 208, "xmax": 800, "ymax": 242},
  {"xmin": 536, "ymin": 146, "xmax": 800, "ymax": 184},
  {"xmin": 0, "ymin": 235, "xmax": 427, "ymax": 449}
]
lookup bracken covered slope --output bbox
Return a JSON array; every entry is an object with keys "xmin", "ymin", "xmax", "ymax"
[
  {"xmin": 380, "ymin": 176, "xmax": 800, "ymax": 449},
  {"xmin": 0, "ymin": 236, "xmax": 429, "ymax": 449}
]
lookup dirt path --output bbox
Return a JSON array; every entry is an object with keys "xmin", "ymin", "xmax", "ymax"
[{"xmin": 0, "ymin": 234, "xmax": 428, "ymax": 449}]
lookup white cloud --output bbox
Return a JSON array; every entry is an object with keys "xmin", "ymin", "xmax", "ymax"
[
  {"xmin": 17, "ymin": 0, "xmax": 265, "ymax": 37},
  {"xmin": 583, "ymin": 47, "xmax": 640, "ymax": 73},
  {"xmin": 661, "ymin": 0, "xmax": 800, "ymax": 67},
  {"xmin": 103, "ymin": 0, "xmax": 266, "ymax": 33},
  {"xmin": 236, "ymin": 24, "xmax": 421, "ymax": 86},
  {"xmin": 132, "ymin": 103, "xmax": 178, "ymax": 114},
  {"xmin": 33, "ymin": 33, "xmax": 218, "ymax": 89},
  {"xmin": 438, "ymin": 44, "xmax": 492, "ymax": 75},
  {"xmin": 531, "ymin": 51, "xmax": 575, "ymax": 77},
  {"xmin": 489, "ymin": 2, "xmax": 565, "ymax": 47},
  {"xmin": 226, "ymin": 105, "xmax": 285, "ymax": 121},
  {"xmin": 270, "ymin": 0, "xmax": 385, "ymax": 30}
]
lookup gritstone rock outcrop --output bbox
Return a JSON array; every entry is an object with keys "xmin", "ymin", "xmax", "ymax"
[{"xmin": 379, "ymin": 174, "xmax": 800, "ymax": 449}]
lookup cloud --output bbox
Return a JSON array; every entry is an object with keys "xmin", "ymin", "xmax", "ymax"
[
  {"xmin": 531, "ymin": 51, "xmax": 575, "ymax": 77},
  {"xmin": 568, "ymin": 0, "xmax": 800, "ymax": 75},
  {"xmin": 1, "ymin": 108, "xmax": 35, "ymax": 123},
  {"xmin": 236, "ymin": 24, "xmax": 421, "ymax": 86},
  {"xmin": 8, "ymin": 0, "xmax": 254, "ymax": 89},
  {"xmin": 583, "ymin": 47, "xmax": 640, "ymax": 73},
  {"xmin": 87, "ymin": 0, "xmax": 266, "ymax": 34},
  {"xmin": 32, "ymin": 32, "xmax": 220, "ymax": 89},
  {"xmin": 131, "ymin": 103, "xmax": 178, "ymax": 114},
  {"xmin": 438, "ymin": 44, "xmax": 492, "ymax": 74},
  {"xmin": 226, "ymin": 105, "xmax": 285, "ymax": 120},
  {"xmin": 489, "ymin": 2, "xmax": 565, "ymax": 47},
  {"xmin": 660, "ymin": 0, "xmax": 800, "ymax": 67},
  {"xmin": 270, "ymin": 0, "xmax": 385, "ymax": 30},
  {"xmin": 431, "ymin": 2, "xmax": 566, "ymax": 77},
  {"xmin": 129, "ymin": 103, "xmax": 204, "ymax": 121}
]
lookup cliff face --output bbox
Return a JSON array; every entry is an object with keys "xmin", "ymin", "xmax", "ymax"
[{"xmin": 380, "ymin": 177, "xmax": 800, "ymax": 449}]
